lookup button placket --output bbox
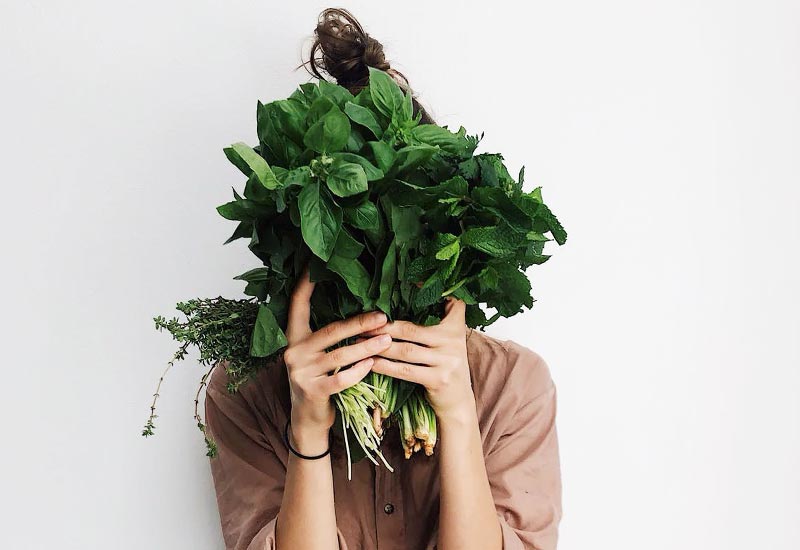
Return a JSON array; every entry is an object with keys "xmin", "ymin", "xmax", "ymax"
[{"xmin": 374, "ymin": 439, "xmax": 406, "ymax": 549}]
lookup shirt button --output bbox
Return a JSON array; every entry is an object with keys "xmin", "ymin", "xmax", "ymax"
[{"xmin": 383, "ymin": 503, "xmax": 395, "ymax": 515}]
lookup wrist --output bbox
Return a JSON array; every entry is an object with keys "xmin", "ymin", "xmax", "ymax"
[
  {"xmin": 288, "ymin": 416, "xmax": 331, "ymax": 456},
  {"xmin": 435, "ymin": 394, "xmax": 478, "ymax": 428}
]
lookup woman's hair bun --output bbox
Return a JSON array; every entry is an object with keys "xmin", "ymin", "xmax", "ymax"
[
  {"xmin": 301, "ymin": 7, "xmax": 435, "ymax": 124},
  {"xmin": 304, "ymin": 8, "xmax": 390, "ymax": 89}
]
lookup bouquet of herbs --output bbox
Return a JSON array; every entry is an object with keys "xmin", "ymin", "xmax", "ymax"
[{"xmin": 145, "ymin": 67, "xmax": 567, "ymax": 474}]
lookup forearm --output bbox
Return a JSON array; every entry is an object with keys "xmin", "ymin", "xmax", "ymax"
[
  {"xmin": 437, "ymin": 397, "xmax": 502, "ymax": 550},
  {"xmin": 275, "ymin": 421, "xmax": 339, "ymax": 550}
]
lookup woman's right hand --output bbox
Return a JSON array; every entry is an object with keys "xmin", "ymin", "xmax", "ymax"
[{"xmin": 283, "ymin": 268, "xmax": 392, "ymax": 453}]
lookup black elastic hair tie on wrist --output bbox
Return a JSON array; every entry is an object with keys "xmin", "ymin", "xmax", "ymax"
[{"xmin": 283, "ymin": 419, "xmax": 331, "ymax": 460}]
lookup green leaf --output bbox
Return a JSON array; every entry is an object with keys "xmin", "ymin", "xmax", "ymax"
[
  {"xmin": 471, "ymin": 187, "xmax": 531, "ymax": 231},
  {"xmin": 327, "ymin": 254, "xmax": 373, "ymax": 308},
  {"xmin": 332, "ymin": 228, "xmax": 364, "ymax": 259},
  {"xmin": 256, "ymin": 101, "xmax": 306, "ymax": 167},
  {"xmin": 421, "ymin": 315, "xmax": 441, "ymax": 326},
  {"xmin": 477, "ymin": 265, "xmax": 500, "ymax": 293},
  {"xmin": 223, "ymin": 221, "xmax": 252, "ymax": 245},
  {"xmin": 449, "ymin": 284, "xmax": 477, "ymax": 304},
  {"xmin": 318, "ymin": 79, "xmax": 354, "ymax": 107},
  {"xmin": 526, "ymin": 231, "xmax": 551, "ymax": 242},
  {"xmin": 216, "ymin": 199, "xmax": 271, "ymax": 222},
  {"xmin": 393, "ymin": 144, "xmax": 438, "ymax": 174},
  {"xmin": 325, "ymin": 159, "xmax": 368, "ymax": 197},
  {"xmin": 343, "ymin": 201, "xmax": 380, "ymax": 230},
  {"xmin": 368, "ymin": 67, "xmax": 405, "ymax": 119},
  {"xmin": 283, "ymin": 166, "xmax": 312, "ymax": 188},
  {"xmin": 435, "ymin": 234, "xmax": 460, "ymax": 260},
  {"xmin": 303, "ymin": 105, "xmax": 351, "ymax": 153},
  {"xmin": 305, "ymin": 96, "xmax": 337, "ymax": 125},
  {"xmin": 298, "ymin": 181, "xmax": 342, "ymax": 261},
  {"xmin": 388, "ymin": 201, "xmax": 423, "ymax": 248},
  {"xmin": 538, "ymin": 203, "xmax": 568, "ymax": 245},
  {"xmin": 368, "ymin": 141, "xmax": 397, "ymax": 174},
  {"xmin": 399, "ymin": 89, "xmax": 414, "ymax": 123},
  {"xmin": 486, "ymin": 264, "xmax": 534, "ymax": 316},
  {"xmin": 345, "ymin": 126, "xmax": 366, "ymax": 153},
  {"xmin": 376, "ymin": 239, "xmax": 397, "ymax": 315},
  {"xmin": 225, "ymin": 142, "xmax": 281, "ymax": 190},
  {"xmin": 331, "ymin": 152, "xmax": 384, "ymax": 181},
  {"xmin": 405, "ymin": 252, "xmax": 439, "ymax": 282},
  {"xmin": 409, "ymin": 124, "xmax": 476, "ymax": 158},
  {"xmin": 465, "ymin": 304, "xmax": 488, "ymax": 328},
  {"xmin": 413, "ymin": 275, "xmax": 445, "ymax": 310},
  {"xmin": 250, "ymin": 303, "xmax": 288, "ymax": 357},
  {"xmin": 461, "ymin": 222, "xmax": 527, "ymax": 257},
  {"xmin": 344, "ymin": 101, "xmax": 384, "ymax": 139},
  {"xmin": 233, "ymin": 267, "xmax": 271, "ymax": 283}
]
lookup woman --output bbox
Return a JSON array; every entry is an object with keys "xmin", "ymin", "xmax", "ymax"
[{"xmin": 204, "ymin": 8, "xmax": 562, "ymax": 550}]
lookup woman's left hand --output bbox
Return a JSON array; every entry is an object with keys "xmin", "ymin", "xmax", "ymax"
[{"xmin": 360, "ymin": 297, "xmax": 475, "ymax": 420}]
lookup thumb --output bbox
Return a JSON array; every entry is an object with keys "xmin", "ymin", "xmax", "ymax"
[
  {"xmin": 287, "ymin": 265, "xmax": 314, "ymax": 343},
  {"xmin": 442, "ymin": 296, "xmax": 466, "ymax": 323}
]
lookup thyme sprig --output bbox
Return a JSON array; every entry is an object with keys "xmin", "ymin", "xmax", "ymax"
[{"xmin": 146, "ymin": 297, "xmax": 264, "ymax": 456}]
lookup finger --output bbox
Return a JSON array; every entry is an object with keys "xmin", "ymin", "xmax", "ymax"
[
  {"xmin": 319, "ymin": 334, "xmax": 392, "ymax": 371},
  {"xmin": 377, "ymin": 340, "xmax": 438, "ymax": 366},
  {"xmin": 441, "ymin": 297, "xmax": 467, "ymax": 326},
  {"xmin": 370, "ymin": 356, "xmax": 435, "ymax": 387},
  {"xmin": 287, "ymin": 267, "xmax": 314, "ymax": 342},
  {"xmin": 360, "ymin": 320, "xmax": 438, "ymax": 346},
  {"xmin": 308, "ymin": 310, "xmax": 388, "ymax": 350},
  {"xmin": 318, "ymin": 357, "xmax": 375, "ymax": 395}
]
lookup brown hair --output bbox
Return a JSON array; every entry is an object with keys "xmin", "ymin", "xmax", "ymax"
[{"xmin": 298, "ymin": 7, "xmax": 436, "ymax": 125}]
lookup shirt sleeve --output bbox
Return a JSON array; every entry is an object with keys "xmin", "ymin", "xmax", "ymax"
[
  {"xmin": 204, "ymin": 363, "xmax": 349, "ymax": 550},
  {"xmin": 486, "ymin": 347, "xmax": 563, "ymax": 550}
]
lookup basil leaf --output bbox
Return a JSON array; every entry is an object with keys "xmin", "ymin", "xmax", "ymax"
[
  {"xmin": 318, "ymin": 79, "xmax": 355, "ymax": 108},
  {"xmin": 225, "ymin": 142, "xmax": 281, "ymax": 190},
  {"xmin": 376, "ymin": 239, "xmax": 397, "ymax": 315},
  {"xmin": 344, "ymin": 101, "xmax": 384, "ymax": 139},
  {"xmin": 367, "ymin": 66, "xmax": 405, "ymax": 119},
  {"xmin": 331, "ymin": 152, "xmax": 384, "ymax": 181},
  {"xmin": 250, "ymin": 303, "xmax": 288, "ymax": 357},
  {"xmin": 367, "ymin": 140, "xmax": 397, "ymax": 174},
  {"xmin": 409, "ymin": 124, "xmax": 476, "ymax": 158},
  {"xmin": 327, "ymin": 254, "xmax": 373, "ymax": 308},
  {"xmin": 303, "ymin": 105, "xmax": 351, "ymax": 153},
  {"xmin": 393, "ymin": 144, "xmax": 438, "ymax": 174},
  {"xmin": 325, "ymin": 159, "xmax": 368, "ymax": 197},
  {"xmin": 298, "ymin": 181, "xmax": 342, "ymax": 261},
  {"xmin": 343, "ymin": 201, "xmax": 380, "ymax": 230}
]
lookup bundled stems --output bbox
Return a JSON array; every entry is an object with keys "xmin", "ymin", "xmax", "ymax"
[
  {"xmin": 398, "ymin": 388, "xmax": 437, "ymax": 459},
  {"xmin": 335, "ymin": 380, "xmax": 394, "ymax": 479}
]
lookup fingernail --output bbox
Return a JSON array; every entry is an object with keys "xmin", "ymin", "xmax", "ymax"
[
  {"xmin": 364, "ymin": 357, "xmax": 374, "ymax": 367},
  {"xmin": 371, "ymin": 311, "xmax": 387, "ymax": 323},
  {"xmin": 376, "ymin": 334, "xmax": 391, "ymax": 345}
]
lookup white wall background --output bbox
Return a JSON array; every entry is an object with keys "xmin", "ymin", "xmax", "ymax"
[{"xmin": 2, "ymin": 1, "xmax": 798, "ymax": 549}]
